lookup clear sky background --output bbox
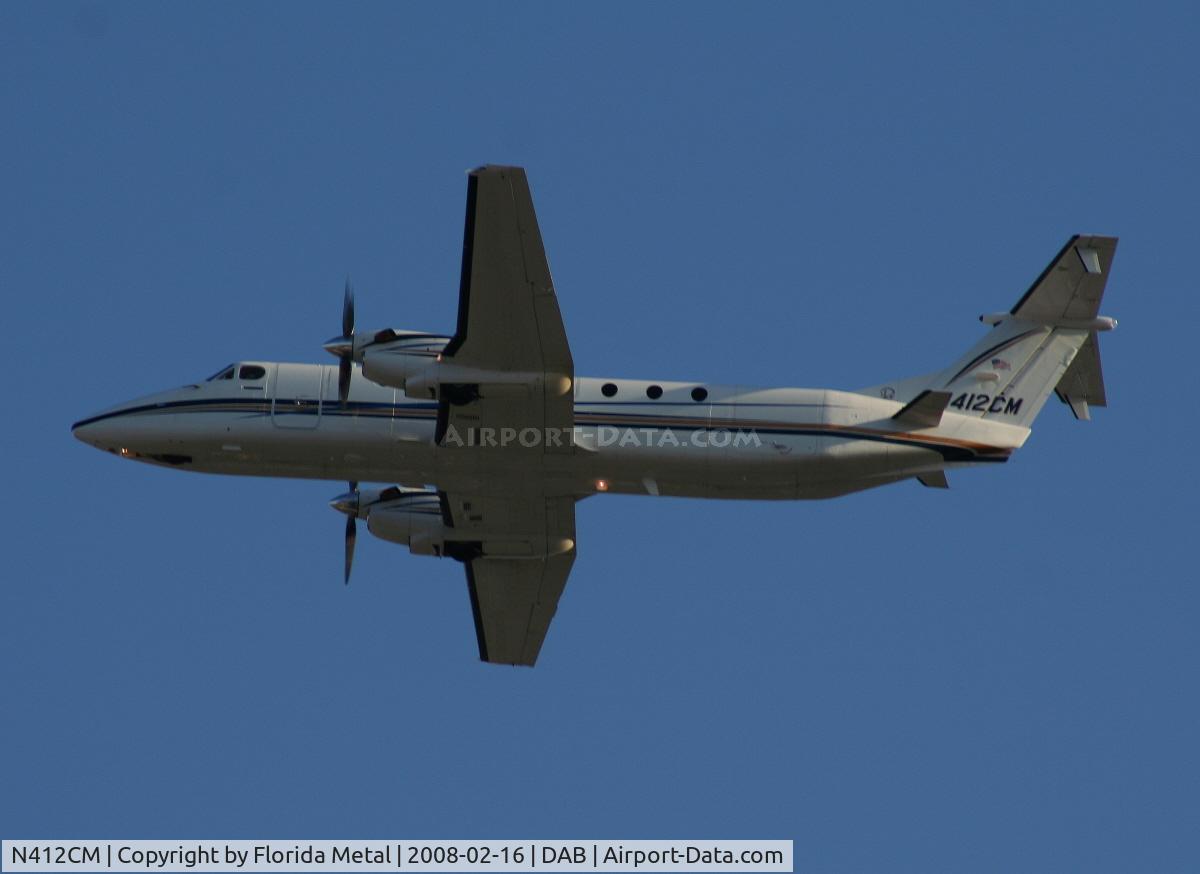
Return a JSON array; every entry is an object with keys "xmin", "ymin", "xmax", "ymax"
[{"xmin": 3, "ymin": 3, "xmax": 1198, "ymax": 872}]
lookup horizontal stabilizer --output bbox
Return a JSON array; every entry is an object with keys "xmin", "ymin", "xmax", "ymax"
[
  {"xmin": 1055, "ymin": 331, "xmax": 1106, "ymax": 421},
  {"xmin": 1011, "ymin": 235, "xmax": 1118, "ymax": 323},
  {"xmin": 893, "ymin": 390, "xmax": 952, "ymax": 428},
  {"xmin": 917, "ymin": 471, "xmax": 949, "ymax": 489}
]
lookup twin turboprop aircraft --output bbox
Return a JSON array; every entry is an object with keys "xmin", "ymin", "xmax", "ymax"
[{"xmin": 72, "ymin": 166, "xmax": 1118, "ymax": 666}]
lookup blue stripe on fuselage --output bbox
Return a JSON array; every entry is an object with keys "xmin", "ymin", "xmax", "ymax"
[{"xmin": 72, "ymin": 395, "xmax": 1008, "ymax": 464}]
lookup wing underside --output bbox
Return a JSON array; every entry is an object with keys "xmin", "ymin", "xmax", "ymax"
[
  {"xmin": 437, "ymin": 165, "xmax": 574, "ymax": 448},
  {"xmin": 436, "ymin": 166, "xmax": 579, "ymax": 665},
  {"xmin": 466, "ymin": 551, "xmax": 576, "ymax": 666},
  {"xmin": 444, "ymin": 492, "xmax": 577, "ymax": 666}
]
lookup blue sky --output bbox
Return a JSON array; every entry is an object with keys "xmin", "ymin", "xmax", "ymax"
[{"xmin": 3, "ymin": 3, "xmax": 1198, "ymax": 871}]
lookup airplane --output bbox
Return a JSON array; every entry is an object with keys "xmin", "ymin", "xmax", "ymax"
[{"xmin": 72, "ymin": 165, "xmax": 1118, "ymax": 667}]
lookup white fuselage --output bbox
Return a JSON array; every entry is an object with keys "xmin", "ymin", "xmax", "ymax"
[
  {"xmin": 66, "ymin": 168, "xmax": 1115, "ymax": 667},
  {"xmin": 73, "ymin": 361, "xmax": 1024, "ymax": 501}
]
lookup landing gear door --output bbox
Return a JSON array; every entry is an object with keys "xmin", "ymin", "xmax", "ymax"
[{"xmin": 272, "ymin": 364, "xmax": 323, "ymax": 429}]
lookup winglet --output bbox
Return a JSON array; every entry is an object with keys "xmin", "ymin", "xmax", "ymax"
[{"xmin": 893, "ymin": 390, "xmax": 952, "ymax": 428}]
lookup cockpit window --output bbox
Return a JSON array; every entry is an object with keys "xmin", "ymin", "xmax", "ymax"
[
  {"xmin": 207, "ymin": 365, "xmax": 236, "ymax": 381},
  {"xmin": 238, "ymin": 365, "xmax": 266, "ymax": 381}
]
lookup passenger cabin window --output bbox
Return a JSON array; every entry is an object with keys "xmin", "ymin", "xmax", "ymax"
[
  {"xmin": 207, "ymin": 365, "xmax": 235, "ymax": 381},
  {"xmin": 646, "ymin": 385, "xmax": 663, "ymax": 400},
  {"xmin": 239, "ymin": 365, "xmax": 266, "ymax": 381},
  {"xmin": 601, "ymin": 382, "xmax": 618, "ymax": 397}
]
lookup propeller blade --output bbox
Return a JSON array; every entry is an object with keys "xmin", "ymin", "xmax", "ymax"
[
  {"xmin": 334, "ymin": 280, "xmax": 355, "ymax": 406},
  {"xmin": 338, "ymin": 358, "xmax": 352, "ymax": 407},
  {"xmin": 344, "ymin": 515, "xmax": 357, "ymax": 584},
  {"xmin": 342, "ymin": 279, "xmax": 355, "ymax": 339}
]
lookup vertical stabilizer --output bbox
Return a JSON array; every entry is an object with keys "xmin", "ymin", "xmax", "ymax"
[
  {"xmin": 941, "ymin": 235, "xmax": 1117, "ymax": 428},
  {"xmin": 860, "ymin": 236, "xmax": 1118, "ymax": 430}
]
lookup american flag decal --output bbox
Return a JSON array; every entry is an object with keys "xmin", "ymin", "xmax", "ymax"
[{"xmin": 991, "ymin": 358, "xmax": 1012, "ymax": 370}]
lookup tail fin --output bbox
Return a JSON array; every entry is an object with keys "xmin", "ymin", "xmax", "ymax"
[{"xmin": 863, "ymin": 235, "xmax": 1118, "ymax": 428}]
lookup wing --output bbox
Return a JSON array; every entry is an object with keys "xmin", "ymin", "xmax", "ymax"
[
  {"xmin": 444, "ymin": 493, "xmax": 577, "ymax": 666},
  {"xmin": 437, "ymin": 165, "xmax": 574, "ymax": 448},
  {"xmin": 434, "ymin": 167, "xmax": 579, "ymax": 665}
]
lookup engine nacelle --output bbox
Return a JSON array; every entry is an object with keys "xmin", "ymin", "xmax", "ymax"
[
  {"xmin": 367, "ymin": 492, "xmax": 452, "ymax": 555},
  {"xmin": 400, "ymin": 364, "xmax": 447, "ymax": 401},
  {"xmin": 357, "ymin": 330, "xmax": 451, "ymax": 390},
  {"xmin": 364, "ymin": 491, "xmax": 574, "ymax": 561},
  {"xmin": 402, "ymin": 364, "xmax": 573, "ymax": 403},
  {"xmin": 331, "ymin": 485, "xmax": 427, "ymax": 519}
]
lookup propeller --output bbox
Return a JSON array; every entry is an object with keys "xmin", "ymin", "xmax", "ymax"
[
  {"xmin": 343, "ymin": 514, "xmax": 356, "ymax": 584},
  {"xmin": 322, "ymin": 279, "xmax": 355, "ymax": 406},
  {"xmin": 331, "ymin": 480, "xmax": 359, "ymax": 584},
  {"xmin": 329, "ymin": 483, "xmax": 411, "ymax": 584}
]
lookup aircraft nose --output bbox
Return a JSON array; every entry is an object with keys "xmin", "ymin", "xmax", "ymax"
[
  {"xmin": 71, "ymin": 410, "xmax": 129, "ymax": 451},
  {"xmin": 74, "ymin": 388, "xmax": 200, "ymax": 466},
  {"xmin": 72, "ymin": 392, "xmax": 161, "ymax": 452},
  {"xmin": 71, "ymin": 417, "xmax": 94, "ymax": 444}
]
